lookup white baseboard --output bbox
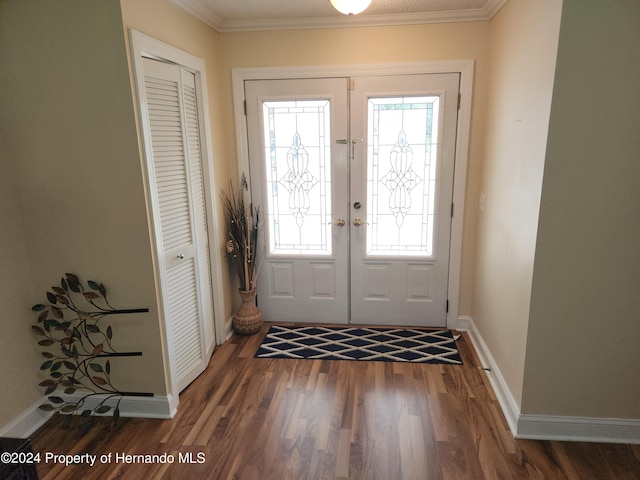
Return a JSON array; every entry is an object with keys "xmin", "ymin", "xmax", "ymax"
[
  {"xmin": 0, "ymin": 399, "xmax": 54, "ymax": 439},
  {"xmin": 225, "ymin": 315, "xmax": 234, "ymax": 340},
  {"xmin": 0, "ymin": 394, "xmax": 175, "ymax": 439},
  {"xmin": 452, "ymin": 314, "xmax": 471, "ymax": 331},
  {"xmin": 459, "ymin": 315, "xmax": 640, "ymax": 444},
  {"xmin": 517, "ymin": 415, "xmax": 640, "ymax": 444},
  {"xmin": 461, "ymin": 316, "xmax": 520, "ymax": 434}
]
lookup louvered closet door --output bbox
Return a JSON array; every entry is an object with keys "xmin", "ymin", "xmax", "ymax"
[{"xmin": 142, "ymin": 58, "xmax": 210, "ymax": 392}]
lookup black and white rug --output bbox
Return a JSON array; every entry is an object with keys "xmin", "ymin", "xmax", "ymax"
[{"xmin": 254, "ymin": 325, "xmax": 462, "ymax": 364}]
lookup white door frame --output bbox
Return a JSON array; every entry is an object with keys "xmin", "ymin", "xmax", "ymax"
[
  {"xmin": 232, "ymin": 61, "xmax": 474, "ymax": 330},
  {"xmin": 130, "ymin": 30, "xmax": 226, "ymax": 414}
]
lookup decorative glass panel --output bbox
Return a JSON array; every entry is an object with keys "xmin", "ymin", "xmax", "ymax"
[
  {"xmin": 262, "ymin": 100, "xmax": 332, "ymax": 255},
  {"xmin": 366, "ymin": 96, "xmax": 440, "ymax": 257}
]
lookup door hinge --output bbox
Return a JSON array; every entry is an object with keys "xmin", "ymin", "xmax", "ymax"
[
  {"xmin": 243, "ymin": 100, "xmax": 247, "ymax": 116},
  {"xmin": 446, "ymin": 300, "xmax": 449, "ymax": 313},
  {"xmin": 457, "ymin": 93, "xmax": 461, "ymax": 110},
  {"xmin": 348, "ymin": 78, "xmax": 355, "ymax": 91},
  {"xmin": 451, "ymin": 202, "xmax": 454, "ymax": 217}
]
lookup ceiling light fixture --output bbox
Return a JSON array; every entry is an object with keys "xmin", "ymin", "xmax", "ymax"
[{"xmin": 329, "ymin": 0, "xmax": 372, "ymax": 15}]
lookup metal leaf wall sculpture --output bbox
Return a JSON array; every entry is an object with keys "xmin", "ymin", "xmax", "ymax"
[{"xmin": 31, "ymin": 273, "xmax": 151, "ymax": 429}]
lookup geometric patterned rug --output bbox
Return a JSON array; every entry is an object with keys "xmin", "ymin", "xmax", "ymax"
[{"xmin": 254, "ymin": 325, "xmax": 463, "ymax": 364}]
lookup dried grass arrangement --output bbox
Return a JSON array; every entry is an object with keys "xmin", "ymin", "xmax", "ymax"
[{"xmin": 221, "ymin": 173, "xmax": 261, "ymax": 292}]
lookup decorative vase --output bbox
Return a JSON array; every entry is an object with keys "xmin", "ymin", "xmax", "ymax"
[{"xmin": 232, "ymin": 289, "xmax": 263, "ymax": 335}]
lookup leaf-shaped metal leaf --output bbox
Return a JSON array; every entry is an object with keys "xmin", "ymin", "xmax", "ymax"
[
  {"xmin": 89, "ymin": 363, "xmax": 103, "ymax": 373},
  {"xmin": 83, "ymin": 292, "xmax": 100, "ymax": 300},
  {"xmin": 48, "ymin": 396, "xmax": 64, "ymax": 404},
  {"xmin": 88, "ymin": 280, "xmax": 100, "ymax": 291},
  {"xmin": 52, "ymin": 286, "xmax": 66, "ymax": 295},
  {"xmin": 44, "ymin": 384, "xmax": 58, "ymax": 395},
  {"xmin": 99, "ymin": 284, "xmax": 107, "ymax": 298},
  {"xmin": 38, "ymin": 339, "xmax": 55, "ymax": 346},
  {"xmin": 40, "ymin": 360, "xmax": 52, "ymax": 370},
  {"xmin": 37, "ymin": 310, "xmax": 49, "ymax": 323},
  {"xmin": 51, "ymin": 306, "xmax": 63, "ymax": 319},
  {"xmin": 95, "ymin": 405, "xmax": 111, "ymax": 414},
  {"xmin": 61, "ymin": 278, "xmax": 69, "ymax": 291},
  {"xmin": 41, "ymin": 351, "xmax": 54, "ymax": 359},
  {"xmin": 39, "ymin": 404, "xmax": 55, "ymax": 411},
  {"xmin": 51, "ymin": 361, "xmax": 62, "ymax": 372},
  {"xmin": 106, "ymin": 325, "xmax": 113, "ymax": 340},
  {"xmin": 65, "ymin": 273, "xmax": 80, "ymax": 284},
  {"xmin": 32, "ymin": 325, "xmax": 45, "ymax": 336},
  {"xmin": 92, "ymin": 376, "xmax": 107, "ymax": 385},
  {"xmin": 44, "ymin": 319, "xmax": 60, "ymax": 329},
  {"xmin": 105, "ymin": 360, "xmax": 111, "ymax": 375},
  {"xmin": 50, "ymin": 371, "xmax": 63, "ymax": 379},
  {"xmin": 46, "ymin": 292, "xmax": 57, "ymax": 304},
  {"xmin": 56, "ymin": 295, "xmax": 69, "ymax": 305},
  {"xmin": 64, "ymin": 387, "xmax": 76, "ymax": 395},
  {"xmin": 39, "ymin": 379, "xmax": 55, "ymax": 387},
  {"xmin": 61, "ymin": 347, "xmax": 74, "ymax": 358},
  {"xmin": 32, "ymin": 304, "xmax": 46, "ymax": 311},
  {"xmin": 61, "ymin": 404, "xmax": 76, "ymax": 413},
  {"xmin": 92, "ymin": 343, "xmax": 103, "ymax": 357},
  {"xmin": 86, "ymin": 324, "xmax": 100, "ymax": 333},
  {"xmin": 81, "ymin": 409, "xmax": 92, "ymax": 417},
  {"xmin": 114, "ymin": 406, "xmax": 120, "ymax": 420},
  {"xmin": 63, "ymin": 361, "xmax": 76, "ymax": 370}
]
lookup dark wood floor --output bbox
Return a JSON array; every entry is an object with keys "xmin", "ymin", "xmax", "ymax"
[{"xmin": 31, "ymin": 324, "xmax": 640, "ymax": 479}]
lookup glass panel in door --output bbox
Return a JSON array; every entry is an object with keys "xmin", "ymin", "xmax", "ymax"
[{"xmin": 366, "ymin": 95, "xmax": 440, "ymax": 257}]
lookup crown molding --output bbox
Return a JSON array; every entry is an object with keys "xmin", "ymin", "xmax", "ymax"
[
  {"xmin": 483, "ymin": 0, "xmax": 509, "ymax": 18},
  {"xmin": 172, "ymin": 0, "xmax": 510, "ymax": 33},
  {"xmin": 171, "ymin": 0, "xmax": 223, "ymax": 31}
]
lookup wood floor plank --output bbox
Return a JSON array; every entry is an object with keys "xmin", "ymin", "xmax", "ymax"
[{"xmin": 29, "ymin": 326, "xmax": 640, "ymax": 480}]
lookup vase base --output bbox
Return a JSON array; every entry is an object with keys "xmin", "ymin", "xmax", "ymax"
[{"xmin": 233, "ymin": 289, "xmax": 263, "ymax": 335}]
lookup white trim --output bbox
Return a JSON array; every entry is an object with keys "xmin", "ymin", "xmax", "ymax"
[
  {"xmin": 453, "ymin": 314, "xmax": 471, "ymax": 330},
  {"xmin": 171, "ymin": 0, "xmax": 223, "ymax": 31},
  {"xmin": 129, "ymin": 30, "xmax": 227, "ymax": 405},
  {"xmin": 232, "ymin": 61, "xmax": 474, "ymax": 331},
  {"xmin": 0, "ymin": 394, "xmax": 175, "ymax": 439},
  {"xmin": 517, "ymin": 415, "xmax": 640, "ymax": 445},
  {"xmin": 57, "ymin": 393, "xmax": 176, "ymax": 419},
  {"xmin": 463, "ymin": 315, "xmax": 520, "ymax": 433},
  {"xmin": 225, "ymin": 315, "xmax": 234, "ymax": 341},
  {"xmin": 462, "ymin": 315, "xmax": 640, "ymax": 444},
  {"xmin": 0, "ymin": 400, "xmax": 53, "ymax": 439},
  {"xmin": 171, "ymin": 0, "xmax": 509, "ymax": 32}
]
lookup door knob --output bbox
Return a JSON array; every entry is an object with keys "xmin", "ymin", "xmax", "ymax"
[
  {"xmin": 352, "ymin": 218, "xmax": 368, "ymax": 226},
  {"xmin": 329, "ymin": 218, "xmax": 346, "ymax": 227},
  {"xmin": 177, "ymin": 253, "xmax": 185, "ymax": 259}
]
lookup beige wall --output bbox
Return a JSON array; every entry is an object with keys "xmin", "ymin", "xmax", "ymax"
[
  {"xmin": 0, "ymin": 0, "xmax": 166, "ymax": 427},
  {"xmin": 472, "ymin": 0, "xmax": 562, "ymax": 409},
  {"xmin": 219, "ymin": 22, "xmax": 491, "ymax": 316},
  {"xmin": 523, "ymin": 0, "xmax": 640, "ymax": 418},
  {"xmin": 120, "ymin": 0, "xmax": 238, "ymax": 320},
  {"xmin": 0, "ymin": 152, "xmax": 41, "ymax": 428}
]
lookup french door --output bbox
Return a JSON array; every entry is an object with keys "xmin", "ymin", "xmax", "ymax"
[{"xmin": 245, "ymin": 73, "xmax": 459, "ymax": 327}]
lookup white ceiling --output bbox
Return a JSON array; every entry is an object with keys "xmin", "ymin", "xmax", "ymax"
[{"xmin": 172, "ymin": 0, "xmax": 508, "ymax": 32}]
